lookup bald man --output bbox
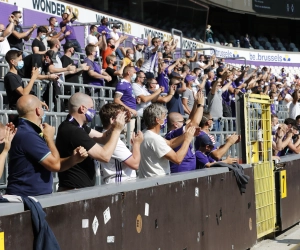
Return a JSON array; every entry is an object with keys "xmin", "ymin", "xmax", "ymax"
[
  {"xmin": 6, "ymin": 95, "xmax": 88, "ymax": 196},
  {"xmin": 165, "ymin": 91, "xmax": 205, "ymax": 173},
  {"xmin": 55, "ymin": 92, "xmax": 126, "ymax": 191}
]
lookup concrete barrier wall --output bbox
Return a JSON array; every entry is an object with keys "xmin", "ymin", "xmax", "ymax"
[{"xmin": 0, "ymin": 166, "xmax": 256, "ymax": 250}]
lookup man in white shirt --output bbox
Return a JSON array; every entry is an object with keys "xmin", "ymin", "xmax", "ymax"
[
  {"xmin": 289, "ymin": 90, "xmax": 300, "ymax": 119},
  {"xmin": 139, "ymin": 103, "xmax": 195, "ymax": 178},
  {"xmin": 132, "ymin": 71, "xmax": 164, "ymax": 117},
  {"xmin": 0, "ymin": 15, "xmax": 15, "ymax": 61},
  {"xmin": 86, "ymin": 25, "xmax": 101, "ymax": 59},
  {"xmin": 99, "ymin": 103, "xmax": 143, "ymax": 184}
]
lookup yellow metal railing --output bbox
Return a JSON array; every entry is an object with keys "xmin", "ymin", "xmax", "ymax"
[{"xmin": 244, "ymin": 93, "xmax": 276, "ymax": 238}]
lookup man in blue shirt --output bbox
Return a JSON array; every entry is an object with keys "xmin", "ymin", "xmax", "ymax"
[
  {"xmin": 195, "ymin": 134, "xmax": 238, "ymax": 169},
  {"xmin": 165, "ymin": 91, "xmax": 205, "ymax": 173},
  {"xmin": 6, "ymin": 95, "xmax": 88, "ymax": 196}
]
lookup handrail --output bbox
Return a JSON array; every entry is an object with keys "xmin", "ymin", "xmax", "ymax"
[{"xmin": 171, "ymin": 28, "xmax": 183, "ymax": 57}]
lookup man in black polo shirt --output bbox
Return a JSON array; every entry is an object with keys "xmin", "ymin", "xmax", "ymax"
[
  {"xmin": 4, "ymin": 50, "xmax": 39, "ymax": 110},
  {"xmin": 32, "ymin": 26, "xmax": 48, "ymax": 54},
  {"xmin": 56, "ymin": 92, "xmax": 126, "ymax": 191},
  {"xmin": 60, "ymin": 41, "xmax": 89, "ymax": 95},
  {"xmin": 7, "ymin": 11, "xmax": 36, "ymax": 58},
  {"xmin": 17, "ymin": 50, "xmax": 59, "ymax": 81}
]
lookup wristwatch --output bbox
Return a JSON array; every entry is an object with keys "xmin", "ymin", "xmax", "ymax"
[{"xmin": 197, "ymin": 104, "xmax": 204, "ymax": 108}]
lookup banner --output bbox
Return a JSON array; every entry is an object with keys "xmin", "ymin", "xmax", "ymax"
[{"xmin": 1, "ymin": 0, "xmax": 299, "ymax": 65}]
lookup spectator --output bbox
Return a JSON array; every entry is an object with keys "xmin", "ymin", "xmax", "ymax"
[
  {"xmin": 0, "ymin": 124, "xmax": 16, "ymax": 179},
  {"xmin": 6, "ymin": 95, "xmax": 88, "ymax": 196},
  {"xmin": 132, "ymin": 71, "xmax": 164, "ymax": 117},
  {"xmin": 195, "ymin": 134, "xmax": 237, "ymax": 169},
  {"xmin": 184, "ymin": 51, "xmax": 198, "ymax": 65},
  {"xmin": 207, "ymin": 79, "xmax": 232, "ymax": 131},
  {"xmin": 114, "ymin": 66, "xmax": 137, "ymax": 138},
  {"xmin": 243, "ymin": 34, "xmax": 252, "ymax": 49},
  {"xmin": 0, "ymin": 15, "xmax": 15, "ymax": 61},
  {"xmin": 133, "ymin": 38, "xmax": 145, "ymax": 62},
  {"xmin": 135, "ymin": 58, "xmax": 144, "ymax": 71},
  {"xmin": 205, "ymin": 70, "xmax": 215, "ymax": 95},
  {"xmin": 55, "ymin": 92, "xmax": 126, "ymax": 191},
  {"xmin": 60, "ymin": 7, "xmax": 82, "ymax": 54},
  {"xmin": 4, "ymin": 50, "xmax": 39, "ymax": 110},
  {"xmin": 82, "ymin": 44, "xmax": 111, "ymax": 87},
  {"xmin": 101, "ymin": 35, "xmax": 127, "ymax": 69},
  {"xmin": 195, "ymin": 55, "xmax": 211, "ymax": 76},
  {"xmin": 32, "ymin": 26, "xmax": 48, "ymax": 54},
  {"xmin": 181, "ymin": 75, "xmax": 196, "ymax": 115},
  {"xmin": 123, "ymin": 48, "xmax": 134, "ymax": 67},
  {"xmin": 206, "ymin": 25, "xmax": 214, "ymax": 43},
  {"xmin": 97, "ymin": 17, "xmax": 111, "ymax": 40},
  {"xmin": 8, "ymin": 11, "xmax": 37, "ymax": 58},
  {"xmin": 86, "ymin": 25, "xmax": 101, "ymax": 59},
  {"xmin": 114, "ymin": 65, "xmax": 137, "ymax": 116},
  {"xmin": 166, "ymin": 72, "xmax": 187, "ymax": 115},
  {"xmin": 140, "ymin": 36, "xmax": 161, "ymax": 74},
  {"xmin": 165, "ymin": 91, "xmax": 205, "ymax": 173},
  {"xmin": 139, "ymin": 103, "xmax": 196, "ymax": 178},
  {"xmin": 99, "ymin": 103, "xmax": 143, "ymax": 184},
  {"xmin": 110, "ymin": 24, "xmax": 125, "ymax": 60},
  {"xmin": 60, "ymin": 42, "xmax": 90, "ymax": 94},
  {"xmin": 198, "ymin": 112, "xmax": 240, "ymax": 160},
  {"xmin": 47, "ymin": 17, "xmax": 65, "ymax": 40},
  {"xmin": 105, "ymin": 54, "xmax": 125, "ymax": 88},
  {"xmin": 289, "ymin": 90, "xmax": 300, "ymax": 119}
]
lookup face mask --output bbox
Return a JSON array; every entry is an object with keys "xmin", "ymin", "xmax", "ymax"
[
  {"xmin": 93, "ymin": 32, "xmax": 98, "ymax": 36},
  {"xmin": 129, "ymin": 54, "xmax": 134, "ymax": 60},
  {"xmin": 105, "ymin": 21, "xmax": 110, "ymax": 26},
  {"xmin": 15, "ymin": 60, "xmax": 24, "ymax": 70},
  {"xmin": 131, "ymin": 73, "xmax": 137, "ymax": 83},
  {"xmin": 274, "ymin": 97, "xmax": 278, "ymax": 100},
  {"xmin": 112, "ymin": 61, "xmax": 117, "ymax": 66},
  {"xmin": 217, "ymin": 88, "xmax": 222, "ymax": 93},
  {"xmin": 40, "ymin": 34, "xmax": 46, "ymax": 40},
  {"xmin": 192, "ymin": 83, "xmax": 198, "ymax": 87},
  {"xmin": 137, "ymin": 49, "xmax": 142, "ymax": 52},
  {"xmin": 186, "ymin": 56, "xmax": 191, "ymax": 59},
  {"xmin": 110, "ymin": 45, "xmax": 115, "ymax": 49},
  {"xmin": 272, "ymin": 124, "xmax": 279, "ymax": 131},
  {"xmin": 18, "ymin": 18, "xmax": 23, "ymax": 25},
  {"xmin": 160, "ymin": 118, "xmax": 167, "ymax": 130},
  {"xmin": 0, "ymin": 143, "xmax": 4, "ymax": 155},
  {"xmin": 0, "ymin": 32, "xmax": 3, "ymax": 37},
  {"xmin": 42, "ymin": 112, "xmax": 46, "ymax": 123},
  {"xmin": 155, "ymin": 84, "xmax": 159, "ymax": 90},
  {"xmin": 85, "ymin": 108, "xmax": 96, "ymax": 122},
  {"xmin": 54, "ymin": 21, "xmax": 59, "ymax": 27}
]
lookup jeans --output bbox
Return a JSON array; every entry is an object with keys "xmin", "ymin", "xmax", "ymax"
[
  {"xmin": 67, "ymin": 39, "xmax": 82, "ymax": 53},
  {"xmin": 115, "ymin": 47, "xmax": 124, "ymax": 59},
  {"xmin": 211, "ymin": 119, "xmax": 221, "ymax": 142},
  {"xmin": 207, "ymin": 38, "xmax": 214, "ymax": 44}
]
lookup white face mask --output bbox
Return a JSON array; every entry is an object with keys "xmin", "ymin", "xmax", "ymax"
[
  {"xmin": 272, "ymin": 124, "xmax": 279, "ymax": 131},
  {"xmin": 131, "ymin": 73, "xmax": 137, "ymax": 83},
  {"xmin": 129, "ymin": 54, "xmax": 134, "ymax": 60},
  {"xmin": 0, "ymin": 32, "xmax": 3, "ymax": 37},
  {"xmin": 155, "ymin": 84, "xmax": 159, "ymax": 90},
  {"xmin": 18, "ymin": 17, "xmax": 23, "ymax": 25},
  {"xmin": 217, "ymin": 88, "xmax": 222, "ymax": 93},
  {"xmin": 54, "ymin": 21, "xmax": 59, "ymax": 27},
  {"xmin": 274, "ymin": 97, "xmax": 278, "ymax": 100}
]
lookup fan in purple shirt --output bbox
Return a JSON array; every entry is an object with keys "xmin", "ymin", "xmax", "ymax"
[{"xmin": 165, "ymin": 91, "xmax": 205, "ymax": 173}]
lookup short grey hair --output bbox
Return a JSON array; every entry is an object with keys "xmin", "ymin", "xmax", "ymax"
[{"xmin": 143, "ymin": 103, "xmax": 168, "ymax": 129}]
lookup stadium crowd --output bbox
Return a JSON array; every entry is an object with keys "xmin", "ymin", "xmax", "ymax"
[{"xmin": 0, "ymin": 10, "xmax": 300, "ymax": 197}]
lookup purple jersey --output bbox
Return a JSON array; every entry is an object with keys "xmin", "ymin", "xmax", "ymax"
[
  {"xmin": 195, "ymin": 151, "xmax": 215, "ymax": 169},
  {"xmin": 82, "ymin": 58, "xmax": 104, "ymax": 86},
  {"xmin": 157, "ymin": 67, "xmax": 169, "ymax": 93},
  {"xmin": 115, "ymin": 80, "xmax": 136, "ymax": 110},
  {"xmin": 60, "ymin": 21, "xmax": 76, "ymax": 40},
  {"xmin": 165, "ymin": 125, "xmax": 196, "ymax": 173}
]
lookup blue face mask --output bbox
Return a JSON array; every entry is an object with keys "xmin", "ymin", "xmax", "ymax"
[
  {"xmin": 85, "ymin": 108, "xmax": 96, "ymax": 122},
  {"xmin": 15, "ymin": 60, "xmax": 24, "ymax": 70},
  {"xmin": 40, "ymin": 34, "xmax": 46, "ymax": 40},
  {"xmin": 160, "ymin": 118, "xmax": 167, "ymax": 130}
]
